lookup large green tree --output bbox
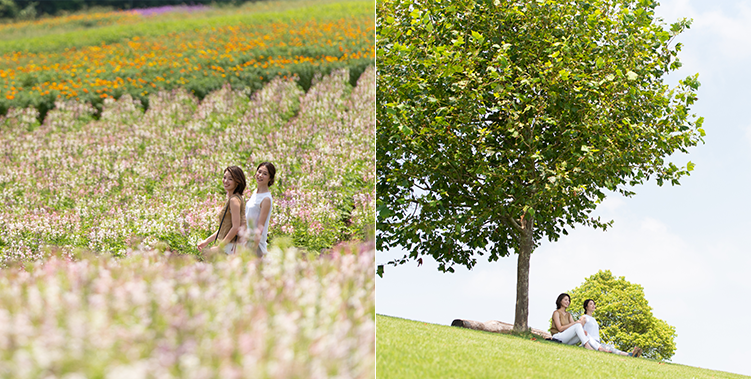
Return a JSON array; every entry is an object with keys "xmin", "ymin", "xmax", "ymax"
[
  {"xmin": 568, "ymin": 270, "xmax": 677, "ymax": 360},
  {"xmin": 377, "ymin": 0, "xmax": 704, "ymax": 332}
]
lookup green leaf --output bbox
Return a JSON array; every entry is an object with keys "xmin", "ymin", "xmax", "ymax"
[
  {"xmin": 398, "ymin": 124, "xmax": 413, "ymax": 136},
  {"xmin": 378, "ymin": 204, "xmax": 394, "ymax": 219},
  {"xmin": 471, "ymin": 30, "xmax": 484, "ymax": 43}
]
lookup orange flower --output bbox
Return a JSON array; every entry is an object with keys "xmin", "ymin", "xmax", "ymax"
[{"xmin": 0, "ymin": 14, "xmax": 374, "ymax": 104}]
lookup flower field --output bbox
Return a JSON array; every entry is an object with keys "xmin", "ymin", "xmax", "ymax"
[
  {"xmin": 0, "ymin": 0, "xmax": 374, "ymax": 117},
  {"xmin": 0, "ymin": 10, "xmax": 143, "ymax": 38},
  {"xmin": 0, "ymin": 1, "xmax": 375, "ymax": 376},
  {"xmin": 0, "ymin": 242, "xmax": 375, "ymax": 378},
  {"xmin": 0, "ymin": 66, "xmax": 375, "ymax": 262}
]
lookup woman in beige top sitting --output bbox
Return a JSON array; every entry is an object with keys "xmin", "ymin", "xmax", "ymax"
[
  {"xmin": 198, "ymin": 166, "xmax": 247, "ymax": 255},
  {"xmin": 550, "ymin": 293, "xmax": 595, "ymax": 350}
]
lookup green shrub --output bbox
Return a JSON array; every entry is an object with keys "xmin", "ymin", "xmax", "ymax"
[{"xmin": 568, "ymin": 270, "xmax": 677, "ymax": 361}]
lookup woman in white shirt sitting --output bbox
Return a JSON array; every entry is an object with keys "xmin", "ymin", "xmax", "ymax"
[{"xmin": 581, "ymin": 299, "xmax": 643, "ymax": 357}]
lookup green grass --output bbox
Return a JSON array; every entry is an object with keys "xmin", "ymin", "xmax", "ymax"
[{"xmin": 376, "ymin": 315, "xmax": 748, "ymax": 379}]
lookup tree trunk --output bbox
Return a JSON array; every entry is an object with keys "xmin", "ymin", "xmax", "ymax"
[{"xmin": 513, "ymin": 213, "xmax": 535, "ymax": 332}]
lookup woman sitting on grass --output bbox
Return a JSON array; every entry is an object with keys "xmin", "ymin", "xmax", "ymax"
[
  {"xmin": 245, "ymin": 162, "xmax": 275, "ymax": 257},
  {"xmin": 581, "ymin": 299, "xmax": 643, "ymax": 357},
  {"xmin": 197, "ymin": 166, "xmax": 247, "ymax": 255},
  {"xmin": 550, "ymin": 293, "xmax": 595, "ymax": 350}
]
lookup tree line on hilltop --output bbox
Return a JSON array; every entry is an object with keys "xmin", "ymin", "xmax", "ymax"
[{"xmin": 0, "ymin": 0, "xmax": 252, "ymax": 20}]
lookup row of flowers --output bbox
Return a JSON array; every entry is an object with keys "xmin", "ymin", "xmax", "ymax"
[
  {"xmin": 0, "ymin": 9, "xmax": 142, "ymax": 35},
  {"xmin": 0, "ymin": 242, "xmax": 375, "ymax": 378},
  {"xmin": 0, "ymin": 67, "xmax": 375, "ymax": 263},
  {"xmin": 0, "ymin": 3, "xmax": 375, "ymax": 117}
]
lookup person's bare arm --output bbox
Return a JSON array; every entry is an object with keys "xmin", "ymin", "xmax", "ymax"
[
  {"xmin": 252, "ymin": 197, "xmax": 271, "ymax": 249},
  {"xmin": 221, "ymin": 196, "xmax": 243, "ymax": 244}
]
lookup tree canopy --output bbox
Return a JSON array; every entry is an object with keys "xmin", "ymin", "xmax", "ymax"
[
  {"xmin": 568, "ymin": 270, "xmax": 677, "ymax": 360},
  {"xmin": 377, "ymin": 0, "xmax": 703, "ymax": 331}
]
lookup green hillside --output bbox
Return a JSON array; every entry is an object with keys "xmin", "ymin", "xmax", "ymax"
[{"xmin": 377, "ymin": 315, "xmax": 747, "ymax": 379}]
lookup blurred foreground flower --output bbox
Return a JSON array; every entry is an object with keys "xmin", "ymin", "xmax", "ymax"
[{"xmin": 0, "ymin": 243, "xmax": 375, "ymax": 378}]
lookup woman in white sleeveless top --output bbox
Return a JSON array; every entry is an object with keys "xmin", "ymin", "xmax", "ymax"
[
  {"xmin": 581, "ymin": 299, "xmax": 643, "ymax": 357},
  {"xmin": 246, "ymin": 162, "xmax": 275, "ymax": 257}
]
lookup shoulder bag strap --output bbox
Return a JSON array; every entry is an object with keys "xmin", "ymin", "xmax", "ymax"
[{"xmin": 214, "ymin": 200, "xmax": 230, "ymax": 244}]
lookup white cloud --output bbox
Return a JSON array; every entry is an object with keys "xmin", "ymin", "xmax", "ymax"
[
  {"xmin": 743, "ymin": 124, "xmax": 751, "ymax": 148},
  {"xmin": 697, "ymin": 7, "xmax": 751, "ymax": 58},
  {"xmin": 596, "ymin": 196, "xmax": 626, "ymax": 214},
  {"xmin": 659, "ymin": 0, "xmax": 751, "ymax": 59},
  {"xmin": 640, "ymin": 216, "xmax": 669, "ymax": 233},
  {"xmin": 461, "ymin": 268, "xmax": 516, "ymax": 300}
]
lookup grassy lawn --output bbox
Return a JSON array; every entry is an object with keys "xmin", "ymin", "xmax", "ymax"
[{"xmin": 377, "ymin": 314, "xmax": 748, "ymax": 379}]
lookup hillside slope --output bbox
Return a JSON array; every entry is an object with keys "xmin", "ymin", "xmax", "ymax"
[{"xmin": 376, "ymin": 315, "xmax": 748, "ymax": 379}]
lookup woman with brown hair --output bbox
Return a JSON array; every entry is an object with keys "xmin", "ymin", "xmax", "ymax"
[
  {"xmin": 198, "ymin": 166, "xmax": 247, "ymax": 255},
  {"xmin": 549, "ymin": 293, "xmax": 595, "ymax": 350}
]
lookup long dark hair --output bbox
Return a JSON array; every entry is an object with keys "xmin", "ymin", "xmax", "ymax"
[
  {"xmin": 257, "ymin": 161, "xmax": 276, "ymax": 186},
  {"xmin": 555, "ymin": 293, "xmax": 570, "ymax": 310},
  {"xmin": 583, "ymin": 299, "xmax": 595, "ymax": 315},
  {"xmin": 225, "ymin": 166, "xmax": 246, "ymax": 195}
]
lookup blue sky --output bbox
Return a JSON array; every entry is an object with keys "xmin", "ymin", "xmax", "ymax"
[{"xmin": 376, "ymin": 0, "xmax": 751, "ymax": 376}]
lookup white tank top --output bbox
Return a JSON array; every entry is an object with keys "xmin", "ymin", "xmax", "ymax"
[
  {"xmin": 583, "ymin": 314, "xmax": 601, "ymax": 342},
  {"xmin": 246, "ymin": 191, "xmax": 273, "ymax": 255}
]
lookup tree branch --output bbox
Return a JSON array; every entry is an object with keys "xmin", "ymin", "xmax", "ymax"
[{"xmin": 507, "ymin": 215, "xmax": 523, "ymax": 233}]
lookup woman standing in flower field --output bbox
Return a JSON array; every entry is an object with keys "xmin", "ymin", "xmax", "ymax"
[
  {"xmin": 246, "ymin": 162, "xmax": 275, "ymax": 257},
  {"xmin": 198, "ymin": 166, "xmax": 247, "ymax": 255}
]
